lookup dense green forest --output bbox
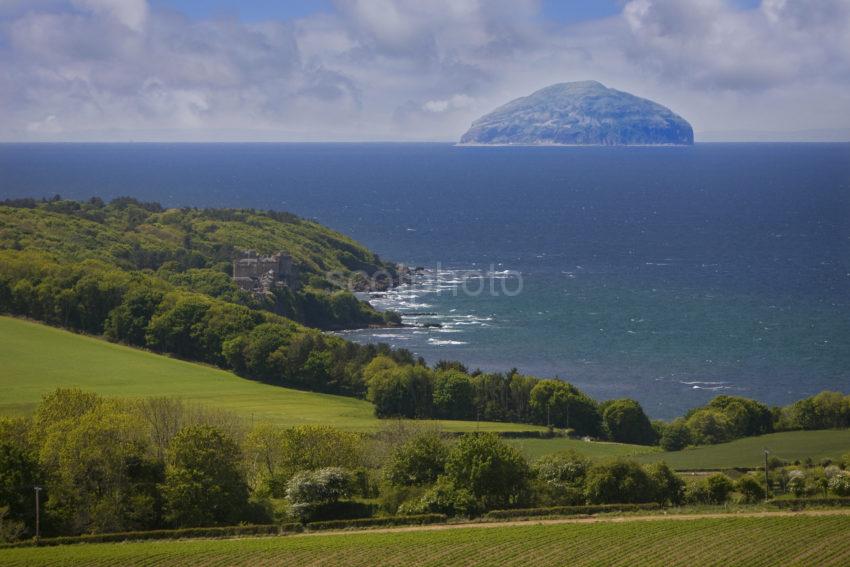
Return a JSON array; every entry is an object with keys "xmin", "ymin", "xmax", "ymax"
[{"xmin": 1, "ymin": 198, "xmax": 848, "ymax": 442}]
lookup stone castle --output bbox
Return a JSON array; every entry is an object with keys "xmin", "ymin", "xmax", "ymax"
[{"xmin": 232, "ymin": 251, "xmax": 298, "ymax": 294}]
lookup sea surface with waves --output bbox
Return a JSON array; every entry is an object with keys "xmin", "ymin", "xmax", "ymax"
[{"xmin": 2, "ymin": 142, "xmax": 848, "ymax": 418}]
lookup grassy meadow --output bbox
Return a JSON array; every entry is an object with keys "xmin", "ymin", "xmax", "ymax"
[
  {"xmin": 3, "ymin": 315, "xmax": 847, "ymax": 463},
  {"xmin": 634, "ymin": 429, "xmax": 850, "ymax": 469},
  {"xmin": 0, "ymin": 316, "xmax": 543, "ymax": 433},
  {"xmin": 508, "ymin": 429, "xmax": 850, "ymax": 469},
  {"xmin": 3, "ymin": 515, "xmax": 849, "ymax": 566},
  {"xmin": 506, "ymin": 436, "xmax": 657, "ymax": 461}
]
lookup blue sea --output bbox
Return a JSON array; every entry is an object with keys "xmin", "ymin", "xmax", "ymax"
[{"xmin": 2, "ymin": 142, "xmax": 849, "ymax": 418}]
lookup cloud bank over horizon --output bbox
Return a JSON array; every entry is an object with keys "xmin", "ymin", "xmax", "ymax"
[{"xmin": 1, "ymin": 0, "xmax": 849, "ymax": 141}]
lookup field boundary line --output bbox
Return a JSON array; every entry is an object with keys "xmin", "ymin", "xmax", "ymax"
[{"xmin": 287, "ymin": 509, "xmax": 850, "ymax": 539}]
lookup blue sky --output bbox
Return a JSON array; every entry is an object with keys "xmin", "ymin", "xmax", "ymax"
[
  {"xmin": 1, "ymin": 0, "xmax": 849, "ymax": 141},
  {"xmin": 152, "ymin": 0, "xmax": 624, "ymax": 24},
  {"xmin": 149, "ymin": 0, "xmax": 334, "ymax": 21},
  {"xmin": 149, "ymin": 0, "xmax": 765, "ymax": 24}
]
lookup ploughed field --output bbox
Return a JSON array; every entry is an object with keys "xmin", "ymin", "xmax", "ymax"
[
  {"xmin": 0, "ymin": 316, "xmax": 543, "ymax": 433},
  {"xmin": 3, "ymin": 515, "xmax": 850, "ymax": 566}
]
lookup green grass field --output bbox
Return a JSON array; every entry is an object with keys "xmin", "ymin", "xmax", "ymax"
[
  {"xmin": 507, "ymin": 429, "xmax": 850, "ymax": 469},
  {"xmin": 634, "ymin": 429, "xmax": 850, "ymax": 469},
  {"xmin": 0, "ymin": 316, "xmax": 542, "ymax": 433},
  {"xmin": 3, "ymin": 515, "xmax": 849, "ymax": 566},
  {"xmin": 507, "ymin": 436, "xmax": 657, "ymax": 461}
]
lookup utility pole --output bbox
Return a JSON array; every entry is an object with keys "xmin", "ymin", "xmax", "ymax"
[
  {"xmin": 34, "ymin": 486, "xmax": 42, "ymax": 542},
  {"xmin": 763, "ymin": 449, "xmax": 771, "ymax": 500}
]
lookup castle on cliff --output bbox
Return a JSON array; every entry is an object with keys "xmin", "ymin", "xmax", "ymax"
[{"xmin": 232, "ymin": 251, "xmax": 298, "ymax": 294}]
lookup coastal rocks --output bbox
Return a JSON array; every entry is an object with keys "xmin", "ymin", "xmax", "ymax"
[{"xmin": 460, "ymin": 81, "xmax": 693, "ymax": 146}]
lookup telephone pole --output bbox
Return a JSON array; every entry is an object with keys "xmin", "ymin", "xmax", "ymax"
[
  {"xmin": 34, "ymin": 486, "xmax": 42, "ymax": 542},
  {"xmin": 763, "ymin": 449, "xmax": 771, "ymax": 500}
]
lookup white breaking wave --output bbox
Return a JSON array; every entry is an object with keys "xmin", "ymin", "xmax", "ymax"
[{"xmin": 428, "ymin": 338, "xmax": 468, "ymax": 346}]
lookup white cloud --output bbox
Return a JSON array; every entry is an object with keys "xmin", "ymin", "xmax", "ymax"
[
  {"xmin": 423, "ymin": 94, "xmax": 475, "ymax": 113},
  {"xmin": 71, "ymin": 0, "xmax": 148, "ymax": 32},
  {"xmin": 0, "ymin": 0, "xmax": 848, "ymax": 141}
]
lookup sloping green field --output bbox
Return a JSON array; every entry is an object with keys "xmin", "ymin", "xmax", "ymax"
[
  {"xmin": 2, "ymin": 515, "xmax": 849, "ymax": 566},
  {"xmin": 634, "ymin": 429, "xmax": 850, "ymax": 469},
  {"xmin": 507, "ymin": 436, "xmax": 657, "ymax": 461},
  {"xmin": 0, "ymin": 316, "xmax": 541, "ymax": 433},
  {"xmin": 512, "ymin": 428, "xmax": 850, "ymax": 469}
]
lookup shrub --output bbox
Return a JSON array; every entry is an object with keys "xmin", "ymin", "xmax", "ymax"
[
  {"xmin": 432, "ymin": 371, "xmax": 475, "ymax": 419},
  {"xmin": 686, "ymin": 409, "xmax": 733, "ymax": 445},
  {"xmin": 824, "ymin": 465, "xmax": 841, "ymax": 479},
  {"xmin": 294, "ymin": 501, "xmax": 376, "ymax": 523},
  {"xmin": 770, "ymin": 497, "xmax": 850, "ymax": 510},
  {"xmin": 529, "ymin": 381, "xmax": 603, "ymax": 437},
  {"xmin": 0, "ymin": 506, "xmax": 25, "ymax": 543},
  {"xmin": 828, "ymin": 471, "xmax": 850, "ymax": 496},
  {"xmin": 737, "ymin": 475, "xmax": 766, "ymax": 503},
  {"xmin": 602, "ymin": 400, "xmax": 657, "ymax": 445},
  {"xmin": 646, "ymin": 462, "xmax": 685, "ymax": 505},
  {"xmin": 686, "ymin": 474, "xmax": 734, "ymax": 505},
  {"xmin": 286, "ymin": 467, "xmax": 354, "ymax": 521},
  {"xmin": 659, "ymin": 420, "xmax": 690, "ymax": 451},
  {"xmin": 384, "ymin": 433, "xmax": 448, "ymax": 487},
  {"xmin": 444, "ymin": 434, "xmax": 531, "ymax": 509},
  {"xmin": 398, "ymin": 477, "xmax": 480, "ymax": 517},
  {"xmin": 485, "ymin": 503, "xmax": 660, "ymax": 520},
  {"xmin": 533, "ymin": 451, "xmax": 591, "ymax": 506},
  {"xmin": 305, "ymin": 514, "xmax": 446, "ymax": 531},
  {"xmin": 0, "ymin": 524, "xmax": 301, "ymax": 548},
  {"xmin": 787, "ymin": 470, "xmax": 807, "ymax": 497},
  {"xmin": 584, "ymin": 460, "xmax": 656, "ymax": 505},
  {"xmin": 706, "ymin": 474, "xmax": 735, "ymax": 504},
  {"xmin": 161, "ymin": 425, "xmax": 249, "ymax": 528}
]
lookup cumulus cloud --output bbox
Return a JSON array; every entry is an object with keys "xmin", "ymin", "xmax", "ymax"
[
  {"xmin": 71, "ymin": 0, "xmax": 148, "ymax": 32},
  {"xmin": 622, "ymin": 0, "xmax": 850, "ymax": 90},
  {"xmin": 0, "ymin": 0, "xmax": 848, "ymax": 141}
]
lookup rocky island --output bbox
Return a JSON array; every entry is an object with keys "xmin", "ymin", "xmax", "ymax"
[{"xmin": 460, "ymin": 81, "xmax": 693, "ymax": 146}]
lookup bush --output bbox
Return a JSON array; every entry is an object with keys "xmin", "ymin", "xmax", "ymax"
[
  {"xmin": 584, "ymin": 460, "xmax": 657, "ymax": 505},
  {"xmin": 444, "ymin": 434, "xmax": 531, "ymax": 509},
  {"xmin": 293, "ymin": 501, "xmax": 376, "ymax": 523},
  {"xmin": 485, "ymin": 503, "xmax": 661, "ymax": 520},
  {"xmin": 602, "ymin": 400, "xmax": 657, "ymax": 445},
  {"xmin": 737, "ymin": 475, "xmax": 766, "ymax": 503},
  {"xmin": 686, "ymin": 474, "xmax": 734, "ymax": 504},
  {"xmin": 828, "ymin": 471, "xmax": 850, "ymax": 496},
  {"xmin": 646, "ymin": 462, "xmax": 685, "ymax": 505},
  {"xmin": 787, "ymin": 470, "xmax": 807, "ymax": 497},
  {"xmin": 686, "ymin": 409, "xmax": 733, "ymax": 445},
  {"xmin": 707, "ymin": 474, "xmax": 735, "ymax": 503},
  {"xmin": 0, "ymin": 506, "xmax": 25, "ymax": 543},
  {"xmin": 398, "ymin": 477, "xmax": 480, "ymax": 517},
  {"xmin": 383, "ymin": 433, "xmax": 448, "ymax": 487},
  {"xmin": 305, "ymin": 514, "xmax": 446, "ymax": 531},
  {"xmin": 286, "ymin": 467, "xmax": 354, "ymax": 521},
  {"xmin": 532, "ymin": 451, "xmax": 591, "ymax": 506},
  {"xmin": 0, "ymin": 524, "xmax": 302, "ymax": 549},
  {"xmin": 770, "ymin": 497, "xmax": 850, "ymax": 510},
  {"xmin": 659, "ymin": 420, "xmax": 690, "ymax": 451},
  {"xmin": 161, "ymin": 425, "xmax": 249, "ymax": 528}
]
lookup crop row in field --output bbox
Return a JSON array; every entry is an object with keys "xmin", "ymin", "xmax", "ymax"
[{"xmin": 2, "ymin": 514, "xmax": 849, "ymax": 566}]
